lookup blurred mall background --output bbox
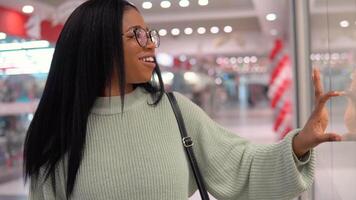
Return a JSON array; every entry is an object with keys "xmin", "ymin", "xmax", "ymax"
[{"xmin": 0, "ymin": 0, "xmax": 355, "ymax": 199}]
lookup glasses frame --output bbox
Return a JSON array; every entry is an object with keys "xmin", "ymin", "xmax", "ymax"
[{"xmin": 123, "ymin": 27, "xmax": 160, "ymax": 48}]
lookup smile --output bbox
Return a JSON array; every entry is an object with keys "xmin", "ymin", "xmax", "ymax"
[{"xmin": 139, "ymin": 56, "xmax": 155, "ymax": 63}]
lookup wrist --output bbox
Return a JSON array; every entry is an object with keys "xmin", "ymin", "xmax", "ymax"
[{"xmin": 292, "ymin": 132, "xmax": 309, "ymax": 158}]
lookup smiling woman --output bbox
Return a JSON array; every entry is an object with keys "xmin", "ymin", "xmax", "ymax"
[
  {"xmin": 23, "ymin": 0, "xmax": 165, "ymax": 198},
  {"xmin": 23, "ymin": 0, "xmax": 343, "ymax": 200}
]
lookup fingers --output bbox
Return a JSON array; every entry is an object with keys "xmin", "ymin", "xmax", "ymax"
[
  {"xmin": 313, "ymin": 69, "xmax": 324, "ymax": 103},
  {"xmin": 315, "ymin": 91, "xmax": 344, "ymax": 112},
  {"xmin": 319, "ymin": 133, "xmax": 342, "ymax": 143}
]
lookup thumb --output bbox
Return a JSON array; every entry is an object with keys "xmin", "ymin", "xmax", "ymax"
[{"xmin": 319, "ymin": 133, "xmax": 342, "ymax": 143}]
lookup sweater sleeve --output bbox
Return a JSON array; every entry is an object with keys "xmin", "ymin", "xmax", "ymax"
[{"xmin": 173, "ymin": 92, "xmax": 315, "ymax": 200}]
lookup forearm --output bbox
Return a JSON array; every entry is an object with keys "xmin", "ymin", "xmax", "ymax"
[{"xmin": 246, "ymin": 130, "xmax": 315, "ymax": 199}]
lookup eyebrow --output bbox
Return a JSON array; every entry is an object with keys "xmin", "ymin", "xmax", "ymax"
[{"xmin": 125, "ymin": 25, "xmax": 149, "ymax": 33}]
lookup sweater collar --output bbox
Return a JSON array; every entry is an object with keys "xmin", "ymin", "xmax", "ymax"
[{"xmin": 91, "ymin": 87, "xmax": 147, "ymax": 115}]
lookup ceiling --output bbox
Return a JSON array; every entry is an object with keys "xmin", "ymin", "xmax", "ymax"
[
  {"xmin": 0, "ymin": 0, "xmax": 355, "ymax": 55},
  {"xmin": 310, "ymin": 0, "xmax": 356, "ymax": 52},
  {"xmin": 0, "ymin": 0, "xmax": 289, "ymax": 56},
  {"xmin": 133, "ymin": 0, "xmax": 289, "ymax": 56}
]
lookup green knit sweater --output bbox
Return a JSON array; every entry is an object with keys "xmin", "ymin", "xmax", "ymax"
[{"xmin": 29, "ymin": 87, "xmax": 314, "ymax": 200}]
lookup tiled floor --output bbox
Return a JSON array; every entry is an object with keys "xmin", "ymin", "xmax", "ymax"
[{"xmin": 0, "ymin": 104, "xmax": 277, "ymax": 199}]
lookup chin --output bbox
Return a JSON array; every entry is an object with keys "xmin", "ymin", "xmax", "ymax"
[
  {"xmin": 143, "ymin": 75, "xmax": 153, "ymax": 82},
  {"xmin": 132, "ymin": 75, "xmax": 152, "ymax": 84}
]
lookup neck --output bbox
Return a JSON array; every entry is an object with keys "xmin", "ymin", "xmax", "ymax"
[{"xmin": 101, "ymin": 84, "xmax": 134, "ymax": 97}]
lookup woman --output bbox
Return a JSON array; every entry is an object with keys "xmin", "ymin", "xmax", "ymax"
[{"xmin": 24, "ymin": 0, "xmax": 344, "ymax": 199}]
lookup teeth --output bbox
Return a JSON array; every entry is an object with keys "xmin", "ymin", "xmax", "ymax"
[{"xmin": 141, "ymin": 56, "xmax": 154, "ymax": 62}]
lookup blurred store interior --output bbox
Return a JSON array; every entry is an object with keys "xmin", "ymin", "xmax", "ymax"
[{"xmin": 0, "ymin": 0, "xmax": 355, "ymax": 200}]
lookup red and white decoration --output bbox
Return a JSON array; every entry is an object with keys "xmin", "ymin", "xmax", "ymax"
[
  {"xmin": 0, "ymin": 6, "xmax": 63, "ymax": 42},
  {"xmin": 268, "ymin": 39, "xmax": 294, "ymax": 139}
]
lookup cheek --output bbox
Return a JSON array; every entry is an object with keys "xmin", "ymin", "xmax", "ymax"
[
  {"xmin": 124, "ymin": 43, "xmax": 139, "ymax": 66},
  {"xmin": 124, "ymin": 44, "xmax": 140, "ymax": 74},
  {"xmin": 123, "ymin": 43, "xmax": 153, "ymax": 83}
]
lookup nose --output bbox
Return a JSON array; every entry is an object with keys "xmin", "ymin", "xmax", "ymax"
[{"xmin": 145, "ymin": 38, "xmax": 156, "ymax": 49}]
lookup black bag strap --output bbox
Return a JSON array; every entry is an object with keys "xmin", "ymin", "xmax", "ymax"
[{"xmin": 166, "ymin": 92, "xmax": 210, "ymax": 200}]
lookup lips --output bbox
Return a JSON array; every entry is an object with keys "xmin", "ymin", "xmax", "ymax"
[{"xmin": 138, "ymin": 55, "xmax": 156, "ymax": 68}]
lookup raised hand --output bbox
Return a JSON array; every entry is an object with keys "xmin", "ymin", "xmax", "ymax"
[{"xmin": 292, "ymin": 69, "xmax": 345, "ymax": 158}]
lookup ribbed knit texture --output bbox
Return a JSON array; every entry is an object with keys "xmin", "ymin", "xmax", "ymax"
[{"xmin": 29, "ymin": 87, "xmax": 315, "ymax": 200}]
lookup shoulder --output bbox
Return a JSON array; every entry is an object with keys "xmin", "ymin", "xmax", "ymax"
[
  {"xmin": 171, "ymin": 91, "xmax": 190, "ymax": 104},
  {"xmin": 171, "ymin": 91, "xmax": 200, "ymax": 110},
  {"xmin": 168, "ymin": 91, "xmax": 209, "ymax": 122}
]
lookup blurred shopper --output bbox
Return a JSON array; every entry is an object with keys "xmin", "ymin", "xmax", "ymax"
[{"xmin": 23, "ymin": 0, "xmax": 344, "ymax": 199}]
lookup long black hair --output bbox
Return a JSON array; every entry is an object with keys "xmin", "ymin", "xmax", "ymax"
[{"xmin": 23, "ymin": 0, "xmax": 164, "ymax": 198}]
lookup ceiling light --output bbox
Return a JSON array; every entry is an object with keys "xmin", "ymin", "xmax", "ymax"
[
  {"xmin": 210, "ymin": 26, "xmax": 219, "ymax": 34},
  {"xmin": 142, "ymin": 2, "xmax": 153, "ymax": 9},
  {"xmin": 184, "ymin": 27, "xmax": 193, "ymax": 35},
  {"xmin": 179, "ymin": 0, "xmax": 190, "ymax": 7},
  {"xmin": 266, "ymin": 13, "xmax": 277, "ymax": 21},
  {"xmin": 197, "ymin": 27, "xmax": 206, "ymax": 34},
  {"xmin": 223, "ymin": 26, "xmax": 232, "ymax": 33},
  {"xmin": 340, "ymin": 20, "xmax": 350, "ymax": 28},
  {"xmin": 198, "ymin": 0, "xmax": 209, "ymax": 6},
  {"xmin": 0, "ymin": 32, "xmax": 6, "ymax": 40},
  {"xmin": 159, "ymin": 29, "xmax": 167, "ymax": 36},
  {"xmin": 171, "ymin": 28, "xmax": 180, "ymax": 36},
  {"xmin": 22, "ymin": 5, "xmax": 34, "ymax": 14},
  {"xmin": 161, "ymin": 1, "xmax": 171, "ymax": 8}
]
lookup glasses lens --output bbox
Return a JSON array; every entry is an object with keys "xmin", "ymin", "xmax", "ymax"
[
  {"xmin": 135, "ymin": 28, "xmax": 148, "ymax": 47},
  {"xmin": 150, "ymin": 30, "xmax": 160, "ymax": 48}
]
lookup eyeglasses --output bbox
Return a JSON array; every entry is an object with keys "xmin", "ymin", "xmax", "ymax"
[{"xmin": 123, "ymin": 27, "xmax": 160, "ymax": 48}]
